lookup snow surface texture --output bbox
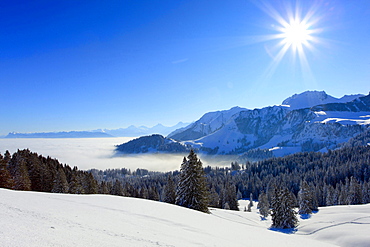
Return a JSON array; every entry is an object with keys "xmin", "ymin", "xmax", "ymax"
[{"xmin": 2, "ymin": 189, "xmax": 370, "ymax": 247}]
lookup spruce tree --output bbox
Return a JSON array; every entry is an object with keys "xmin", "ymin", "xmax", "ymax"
[
  {"xmin": 247, "ymin": 201, "xmax": 252, "ymax": 212},
  {"xmin": 257, "ymin": 192, "xmax": 270, "ymax": 218},
  {"xmin": 98, "ymin": 181, "xmax": 109, "ymax": 194},
  {"xmin": 148, "ymin": 186, "xmax": 159, "ymax": 201},
  {"xmin": 83, "ymin": 172, "xmax": 98, "ymax": 194},
  {"xmin": 249, "ymin": 193, "xmax": 254, "ymax": 207},
  {"xmin": 52, "ymin": 168, "xmax": 69, "ymax": 193},
  {"xmin": 163, "ymin": 175, "xmax": 176, "ymax": 204},
  {"xmin": 347, "ymin": 176, "xmax": 362, "ymax": 205},
  {"xmin": 69, "ymin": 173, "xmax": 84, "ymax": 194},
  {"xmin": 325, "ymin": 185, "xmax": 335, "ymax": 206},
  {"xmin": 175, "ymin": 150, "xmax": 209, "ymax": 213},
  {"xmin": 362, "ymin": 181, "xmax": 370, "ymax": 204},
  {"xmin": 111, "ymin": 179, "xmax": 124, "ymax": 196},
  {"xmin": 208, "ymin": 187, "xmax": 220, "ymax": 208},
  {"xmin": 223, "ymin": 183, "xmax": 239, "ymax": 210},
  {"xmin": 13, "ymin": 159, "xmax": 32, "ymax": 191},
  {"xmin": 139, "ymin": 186, "xmax": 149, "ymax": 199},
  {"xmin": 0, "ymin": 155, "xmax": 14, "ymax": 189},
  {"xmin": 298, "ymin": 180, "xmax": 313, "ymax": 215},
  {"xmin": 271, "ymin": 186, "xmax": 298, "ymax": 229}
]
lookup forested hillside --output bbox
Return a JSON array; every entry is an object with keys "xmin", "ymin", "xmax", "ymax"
[{"xmin": 0, "ymin": 149, "xmax": 98, "ymax": 193}]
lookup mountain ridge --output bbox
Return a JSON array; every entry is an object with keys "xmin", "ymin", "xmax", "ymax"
[
  {"xmin": 4, "ymin": 122, "xmax": 189, "ymax": 139},
  {"xmin": 117, "ymin": 91, "xmax": 370, "ymax": 158},
  {"xmin": 4, "ymin": 131, "xmax": 113, "ymax": 139},
  {"xmin": 281, "ymin": 90, "xmax": 364, "ymax": 110}
]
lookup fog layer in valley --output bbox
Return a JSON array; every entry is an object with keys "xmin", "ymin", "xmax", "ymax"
[{"xmin": 0, "ymin": 138, "xmax": 234, "ymax": 171}]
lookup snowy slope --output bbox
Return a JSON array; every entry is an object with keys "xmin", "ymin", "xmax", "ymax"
[
  {"xmin": 0, "ymin": 189, "xmax": 353, "ymax": 247},
  {"xmin": 168, "ymin": 107, "xmax": 247, "ymax": 141},
  {"xmin": 237, "ymin": 200, "xmax": 370, "ymax": 247},
  {"xmin": 312, "ymin": 111, "xmax": 370, "ymax": 125}
]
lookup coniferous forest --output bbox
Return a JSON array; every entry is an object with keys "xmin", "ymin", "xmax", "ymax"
[
  {"xmin": 90, "ymin": 146, "xmax": 370, "ymax": 210},
  {"xmin": 1, "ymin": 145, "xmax": 370, "ymax": 223},
  {"xmin": 0, "ymin": 149, "xmax": 98, "ymax": 194}
]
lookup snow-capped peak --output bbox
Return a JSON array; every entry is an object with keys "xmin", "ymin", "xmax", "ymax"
[{"xmin": 282, "ymin": 90, "xmax": 364, "ymax": 110}]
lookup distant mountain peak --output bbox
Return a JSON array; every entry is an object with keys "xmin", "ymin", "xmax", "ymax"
[
  {"xmin": 282, "ymin": 90, "xmax": 364, "ymax": 110},
  {"xmin": 5, "ymin": 131, "xmax": 113, "ymax": 139}
]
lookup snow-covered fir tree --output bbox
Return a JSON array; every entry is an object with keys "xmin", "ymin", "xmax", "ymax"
[
  {"xmin": 52, "ymin": 168, "xmax": 69, "ymax": 193},
  {"xmin": 98, "ymin": 181, "xmax": 109, "ymax": 194},
  {"xmin": 298, "ymin": 180, "xmax": 313, "ymax": 215},
  {"xmin": 347, "ymin": 176, "xmax": 362, "ymax": 205},
  {"xmin": 148, "ymin": 186, "xmax": 160, "ymax": 201},
  {"xmin": 249, "ymin": 193, "xmax": 254, "ymax": 207},
  {"xmin": 163, "ymin": 175, "xmax": 176, "ymax": 204},
  {"xmin": 271, "ymin": 186, "xmax": 298, "ymax": 229},
  {"xmin": 247, "ymin": 202, "xmax": 252, "ymax": 212},
  {"xmin": 111, "ymin": 179, "xmax": 124, "ymax": 196},
  {"xmin": 175, "ymin": 150, "xmax": 209, "ymax": 213},
  {"xmin": 257, "ymin": 192, "xmax": 269, "ymax": 218},
  {"xmin": 222, "ymin": 183, "xmax": 239, "ymax": 210},
  {"xmin": 208, "ymin": 186, "xmax": 220, "ymax": 208},
  {"xmin": 362, "ymin": 181, "xmax": 370, "ymax": 204}
]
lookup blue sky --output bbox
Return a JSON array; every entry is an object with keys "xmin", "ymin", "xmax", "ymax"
[{"xmin": 1, "ymin": 0, "xmax": 369, "ymax": 135}]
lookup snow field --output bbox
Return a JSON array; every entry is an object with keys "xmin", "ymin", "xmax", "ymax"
[
  {"xmin": 237, "ymin": 199, "xmax": 370, "ymax": 247},
  {"xmin": 0, "ymin": 189, "xmax": 355, "ymax": 247}
]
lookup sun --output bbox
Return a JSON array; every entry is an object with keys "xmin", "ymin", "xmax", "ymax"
[
  {"xmin": 281, "ymin": 19, "xmax": 312, "ymax": 49},
  {"xmin": 253, "ymin": 0, "xmax": 324, "ymax": 78}
]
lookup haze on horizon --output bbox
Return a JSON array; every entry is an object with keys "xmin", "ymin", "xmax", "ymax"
[
  {"xmin": 0, "ymin": 137, "xmax": 237, "ymax": 171},
  {"xmin": 1, "ymin": 0, "xmax": 369, "ymax": 135}
]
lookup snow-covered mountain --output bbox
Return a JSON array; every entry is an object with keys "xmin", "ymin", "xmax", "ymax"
[
  {"xmin": 168, "ymin": 107, "xmax": 246, "ymax": 141},
  {"xmin": 281, "ymin": 90, "xmax": 364, "ymax": 110},
  {"xmin": 101, "ymin": 122, "xmax": 189, "ymax": 137},
  {"xmin": 4, "ymin": 131, "xmax": 113, "ymax": 138},
  {"xmin": 118, "ymin": 91, "xmax": 370, "ymax": 158},
  {"xmin": 4, "ymin": 122, "xmax": 189, "ymax": 139},
  {"xmin": 1, "ymin": 188, "xmax": 369, "ymax": 247}
]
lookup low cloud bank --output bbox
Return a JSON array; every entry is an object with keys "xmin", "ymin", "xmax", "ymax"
[{"xmin": 0, "ymin": 138, "xmax": 234, "ymax": 171}]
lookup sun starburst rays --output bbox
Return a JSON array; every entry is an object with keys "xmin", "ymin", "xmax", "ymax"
[{"xmin": 253, "ymin": 1, "xmax": 323, "ymax": 82}]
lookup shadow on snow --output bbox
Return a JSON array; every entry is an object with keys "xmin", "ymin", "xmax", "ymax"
[{"xmin": 269, "ymin": 227, "xmax": 297, "ymax": 234}]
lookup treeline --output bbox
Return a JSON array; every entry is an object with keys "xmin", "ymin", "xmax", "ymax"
[
  {"xmin": 0, "ymin": 149, "xmax": 98, "ymax": 193},
  {"xmin": 90, "ymin": 146, "xmax": 370, "ymax": 209},
  {"xmin": 235, "ymin": 146, "xmax": 370, "ymax": 207},
  {"xmin": 2, "ymin": 146, "xmax": 370, "ymax": 212}
]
